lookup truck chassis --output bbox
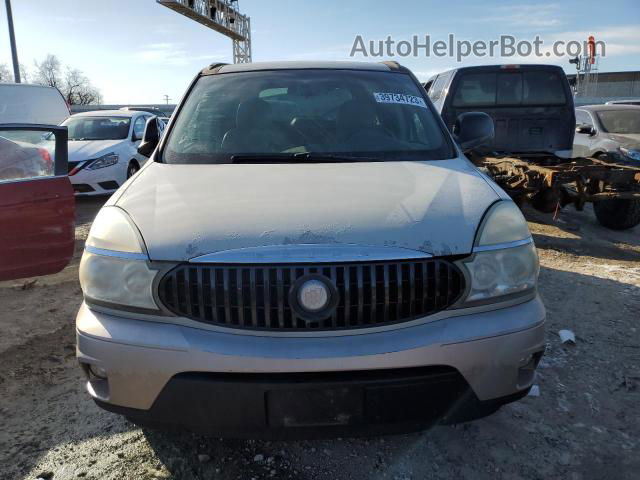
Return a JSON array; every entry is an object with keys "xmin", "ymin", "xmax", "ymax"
[{"xmin": 470, "ymin": 154, "xmax": 640, "ymax": 229}]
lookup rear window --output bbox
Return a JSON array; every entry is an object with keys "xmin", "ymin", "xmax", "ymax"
[{"xmin": 452, "ymin": 71, "xmax": 567, "ymax": 107}]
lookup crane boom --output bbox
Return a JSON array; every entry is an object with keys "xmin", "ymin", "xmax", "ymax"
[{"xmin": 157, "ymin": 0, "xmax": 252, "ymax": 63}]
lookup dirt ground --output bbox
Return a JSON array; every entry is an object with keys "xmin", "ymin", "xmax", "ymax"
[{"xmin": 1, "ymin": 197, "xmax": 638, "ymax": 480}]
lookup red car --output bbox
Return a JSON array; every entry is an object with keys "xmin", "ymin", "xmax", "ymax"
[{"xmin": 0, "ymin": 124, "xmax": 75, "ymax": 281}]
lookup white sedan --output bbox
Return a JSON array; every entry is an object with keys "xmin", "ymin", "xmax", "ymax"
[{"xmin": 63, "ymin": 110, "xmax": 154, "ymax": 195}]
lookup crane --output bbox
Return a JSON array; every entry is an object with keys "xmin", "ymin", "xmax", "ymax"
[{"xmin": 157, "ymin": 0, "xmax": 252, "ymax": 63}]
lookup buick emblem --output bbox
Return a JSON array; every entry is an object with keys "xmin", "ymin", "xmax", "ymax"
[
  {"xmin": 298, "ymin": 279, "xmax": 330, "ymax": 312},
  {"xmin": 289, "ymin": 274, "xmax": 338, "ymax": 322}
]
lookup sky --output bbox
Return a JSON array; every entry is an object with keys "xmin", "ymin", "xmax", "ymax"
[{"xmin": 1, "ymin": 0, "xmax": 638, "ymax": 104}]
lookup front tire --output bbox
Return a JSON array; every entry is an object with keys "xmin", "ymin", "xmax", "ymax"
[
  {"xmin": 126, "ymin": 161, "xmax": 139, "ymax": 179},
  {"xmin": 593, "ymin": 198, "xmax": 640, "ymax": 230}
]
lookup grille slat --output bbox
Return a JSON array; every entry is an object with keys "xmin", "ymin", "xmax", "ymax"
[
  {"xmin": 370, "ymin": 265, "xmax": 377, "ymax": 324},
  {"xmin": 276, "ymin": 269, "xmax": 285, "ymax": 328},
  {"xmin": 184, "ymin": 268, "xmax": 193, "ymax": 318},
  {"xmin": 208, "ymin": 268, "xmax": 217, "ymax": 322},
  {"xmin": 409, "ymin": 262, "xmax": 416, "ymax": 317},
  {"xmin": 356, "ymin": 265, "xmax": 364, "ymax": 326},
  {"xmin": 329, "ymin": 266, "xmax": 338, "ymax": 328},
  {"xmin": 249, "ymin": 268, "xmax": 258, "ymax": 327},
  {"xmin": 160, "ymin": 259, "xmax": 464, "ymax": 332},
  {"xmin": 383, "ymin": 264, "xmax": 390, "ymax": 323},
  {"xmin": 395, "ymin": 263, "xmax": 403, "ymax": 321},
  {"xmin": 344, "ymin": 266, "xmax": 351, "ymax": 326},
  {"xmin": 223, "ymin": 269, "xmax": 231, "ymax": 325},
  {"xmin": 236, "ymin": 269, "xmax": 244, "ymax": 326},
  {"xmin": 196, "ymin": 267, "xmax": 206, "ymax": 320},
  {"xmin": 263, "ymin": 269, "xmax": 271, "ymax": 328}
]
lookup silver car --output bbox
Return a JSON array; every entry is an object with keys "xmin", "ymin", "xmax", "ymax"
[
  {"xmin": 574, "ymin": 104, "xmax": 640, "ymax": 164},
  {"xmin": 76, "ymin": 61, "xmax": 545, "ymax": 438}
]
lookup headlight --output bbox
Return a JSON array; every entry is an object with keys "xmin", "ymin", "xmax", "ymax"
[
  {"xmin": 87, "ymin": 153, "xmax": 119, "ymax": 170},
  {"xmin": 80, "ymin": 207, "xmax": 159, "ymax": 311},
  {"xmin": 459, "ymin": 201, "xmax": 539, "ymax": 305},
  {"xmin": 619, "ymin": 147, "xmax": 640, "ymax": 161}
]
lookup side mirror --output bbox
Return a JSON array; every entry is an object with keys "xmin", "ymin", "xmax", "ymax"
[
  {"xmin": 575, "ymin": 124, "xmax": 596, "ymax": 136},
  {"xmin": 452, "ymin": 112, "xmax": 494, "ymax": 153},
  {"xmin": 137, "ymin": 117, "xmax": 160, "ymax": 157}
]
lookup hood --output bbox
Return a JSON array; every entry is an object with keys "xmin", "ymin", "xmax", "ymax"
[
  {"xmin": 606, "ymin": 133, "xmax": 640, "ymax": 148},
  {"xmin": 68, "ymin": 139, "xmax": 124, "ymax": 162},
  {"xmin": 116, "ymin": 159, "xmax": 501, "ymax": 261}
]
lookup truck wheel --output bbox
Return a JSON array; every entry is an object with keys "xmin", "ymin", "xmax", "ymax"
[
  {"xmin": 593, "ymin": 198, "xmax": 640, "ymax": 230},
  {"xmin": 531, "ymin": 188, "xmax": 558, "ymax": 214}
]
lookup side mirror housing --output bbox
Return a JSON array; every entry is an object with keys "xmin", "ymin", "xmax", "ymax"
[
  {"xmin": 137, "ymin": 117, "xmax": 160, "ymax": 157},
  {"xmin": 453, "ymin": 112, "xmax": 495, "ymax": 153},
  {"xmin": 575, "ymin": 124, "xmax": 596, "ymax": 136}
]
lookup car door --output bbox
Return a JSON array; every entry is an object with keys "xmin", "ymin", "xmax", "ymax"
[
  {"xmin": 573, "ymin": 110, "xmax": 596, "ymax": 157},
  {"xmin": 0, "ymin": 124, "xmax": 75, "ymax": 281}
]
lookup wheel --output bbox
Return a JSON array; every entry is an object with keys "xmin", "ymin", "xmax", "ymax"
[
  {"xmin": 126, "ymin": 161, "xmax": 139, "ymax": 179},
  {"xmin": 531, "ymin": 188, "xmax": 558, "ymax": 214},
  {"xmin": 593, "ymin": 198, "xmax": 640, "ymax": 230}
]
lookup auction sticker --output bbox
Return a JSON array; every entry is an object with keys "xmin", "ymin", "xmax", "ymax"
[{"xmin": 374, "ymin": 92, "xmax": 427, "ymax": 108}]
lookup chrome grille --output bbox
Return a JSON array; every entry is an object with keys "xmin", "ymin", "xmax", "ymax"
[{"xmin": 158, "ymin": 260, "xmax": 465, "ymax": 331}]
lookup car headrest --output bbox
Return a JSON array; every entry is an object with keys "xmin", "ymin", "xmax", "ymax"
[
  {"xmin": 336, "ymin": 99, "xmax": 376, "ymax": 131},
  {"xmin": 236, "ymin": 98, "xmax": 271, "ymax": 129}
]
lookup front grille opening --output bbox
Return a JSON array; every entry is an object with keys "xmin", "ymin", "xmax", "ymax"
[{"xmin": 159, "ymin": 259, "xmax": 465, "ymax": 332}]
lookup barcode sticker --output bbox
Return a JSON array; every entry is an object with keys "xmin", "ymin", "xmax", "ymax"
[{"xmin": 373, "ymin": 92, "xmax": 428, "ymax": 109}]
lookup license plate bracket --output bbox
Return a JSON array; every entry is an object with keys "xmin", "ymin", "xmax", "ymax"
[{"xmin": 267, "ymin": 387, "xmax": 364, "ymax": 427}]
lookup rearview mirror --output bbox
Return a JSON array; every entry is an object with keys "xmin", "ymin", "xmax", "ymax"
[
  {"xmin": 452, "ymin": 112, "xmax": 495, "ymax": 153},
  {"xmin": 137, "ymin": 117, "xmax": 160, "ymax": 157},
  {"xmin": 575, "ymin": 124, "xmax": 595, "ymax": 136}
]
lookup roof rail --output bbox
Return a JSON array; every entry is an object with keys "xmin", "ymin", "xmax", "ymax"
[
  {"xmin": 381, "ymin": 61, "xmax": 402, "ymax": 70},
  {"xmin": 201, "ymin": 62, "xmax": 229, "ymax": 75}
]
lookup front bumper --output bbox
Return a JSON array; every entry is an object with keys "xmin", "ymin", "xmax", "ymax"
[
  {"xmin": 70, "ymin": 164, "xmax": 122, "ymax": 195},
  {"xmin": 76, "ymin": 296, "xmax": 545, "ymax": 436}
]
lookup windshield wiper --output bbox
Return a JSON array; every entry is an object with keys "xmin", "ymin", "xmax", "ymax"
[
  {"xmin": 294, "ymin": 152, "xmax": 386, "ymax": 162},
  {"xmin": 230, "ymin": 154, "xmax": 298, "ymax": 164},
  {"xmin": 230, "ymin": 153, "xmax": 386, "ymax": 164}
]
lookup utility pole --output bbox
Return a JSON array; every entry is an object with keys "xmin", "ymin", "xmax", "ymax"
[
  {"xmin": 163, "ymin": 94, "xmax": 171, "ymax": 105},
  {"xmin": 5, "ymin": 0, "xmax": 21, "ymax": 83}
]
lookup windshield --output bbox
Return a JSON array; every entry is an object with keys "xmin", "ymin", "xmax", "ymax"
[
  {"xmin": 596, "ymin": 110, "xmax": 640, "ymax": 134},
  {"xmin": 62, "ymin": 116, "xmax": 131, "ymax": 141},
  {"xmin": 163, "ymin": 69, "xmax": 454, "ymax": 164}
]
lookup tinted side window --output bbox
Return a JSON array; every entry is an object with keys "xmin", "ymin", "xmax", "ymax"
[
  {"xmin": 451, "ymin": 73, "xmax": 496, "ymax": 107},
  {"xmin": 576, "ymin": 110, "xmax": 593, "ymax": 126},
  {"xmin": 428, "ymin": 74, "xmax": 449, "ymax": 102},
  {"xmin": 133, "ymin": 116, "xmax": 147, "ymax": 139}
]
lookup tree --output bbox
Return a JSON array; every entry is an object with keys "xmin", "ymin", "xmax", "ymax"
[
  {"xmin": 0, "ymin": 64, "xmax": 10, "ymax": 82},
  {"xmin": 32, "ymin": 54, "xmax": 102, "ymax": 105},
  {"xmin": 63, "ymin": 67, "xmax": 102, "ymax": 105},
  {"xmin": 0, "ymin": 62, "xmax": 30, "ymax": 83},
  {"xmin": 33, "ymin": 54, "xmax": 61, "ymax": 88}
]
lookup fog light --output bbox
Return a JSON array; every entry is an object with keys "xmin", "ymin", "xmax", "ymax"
[
  {"xmin": 89, "ymin": 364, "xmax": 108, "ymax": 379},
  {"xmin": 518, "ymin": 354, "xmax": 534, "ymax": 367}
]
